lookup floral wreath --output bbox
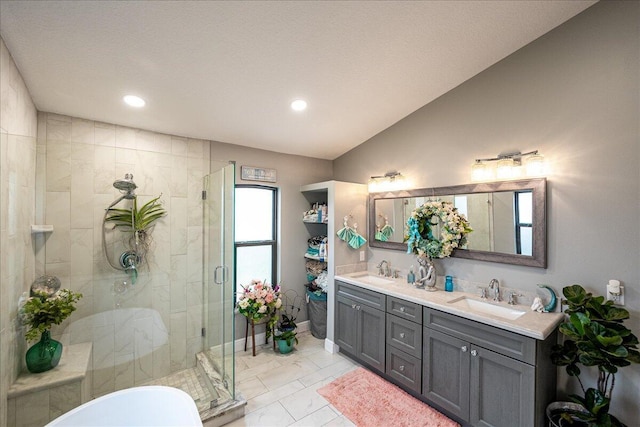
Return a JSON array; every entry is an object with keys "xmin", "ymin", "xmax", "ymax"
[{"xmin": 406, "ymin": 200, "xmax": 472, "ymax": 259}]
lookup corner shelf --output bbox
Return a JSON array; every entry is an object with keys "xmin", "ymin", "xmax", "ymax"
[{"xmin": 31, "ymin": 225, "xmax": 54, "ymax": 234}]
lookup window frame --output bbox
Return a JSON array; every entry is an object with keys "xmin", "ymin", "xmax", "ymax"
[
  {"xmin": 234, "ymin": 185, "xmax": 278, "ymax": 296},
  {"xmin": 514, "ymin": 190, "xmax": 533, "ymax": 255}
]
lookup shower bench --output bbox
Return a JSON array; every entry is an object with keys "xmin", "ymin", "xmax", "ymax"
[{"xmin": 7, "ymin": 342, "xmax": 92, "ymax": 427}]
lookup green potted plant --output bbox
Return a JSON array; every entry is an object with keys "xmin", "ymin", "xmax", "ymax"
[
  {"xmin": 274, "ymin": 328, "xmax": 298, "ymax": 354},
  {"xmin": 21, "ymin": 287, "xmax": 82, "ymax": 373},
  {"xmin": 273, "ymin": 294, "xmax": 301, "ymax": 354},
  {"xmin": 549, "ymin": 284, "xmax": 640, "ymax": 427},
  {"xmin": 274, "ymin": 311, "xmax": 298, "ymax": 354}
]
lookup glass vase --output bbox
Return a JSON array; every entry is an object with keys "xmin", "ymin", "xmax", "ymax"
[{"xmin": 25, "ymin": 330, "xmax": 63, "ymax": 373}]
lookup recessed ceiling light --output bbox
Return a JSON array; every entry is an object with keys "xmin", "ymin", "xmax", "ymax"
[
  {"xmin": 291, "ymin": 99, "xmax": 307, "ymax": 112},
  {"xmin": 123, "ymin": 95, "xmax": 146, "ymax": 108}
]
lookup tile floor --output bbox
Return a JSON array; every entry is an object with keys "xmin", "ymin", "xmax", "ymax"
[{"xmin": 224, "ymin": 332, "xmax": 359, "ymax": 427}]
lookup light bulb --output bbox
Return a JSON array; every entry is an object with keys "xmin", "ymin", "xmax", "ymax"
[
  {"xmin": 526, "ymin": 153, "xmax": 545, "ymax": 176},
  {"xmin": 496, "ymin": 158, "xmax": 515, "ymax": 180},
  {"xmin": 471, "ymin": 162, "xmax": 488, "ymax": 182}
]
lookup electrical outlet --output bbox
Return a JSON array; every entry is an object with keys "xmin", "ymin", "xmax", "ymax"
[
  {"xmin": 606, "ymin": 284, "xmax": 625, "ymax": 306},
  {"xmin": 359, "ymin": 251, "xmax": 365, "ymax": 262}
]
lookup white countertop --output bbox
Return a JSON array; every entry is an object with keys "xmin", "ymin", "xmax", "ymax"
[{"xmin": 335, "ymin": 272, "xmax": 563, "ymax": 340}]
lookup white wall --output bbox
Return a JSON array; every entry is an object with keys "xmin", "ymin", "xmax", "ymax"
[
  {"xmin": 334, "ymin": 1, "xmax": 639, "ymax": 424},
  {"xmin": 0, "ymin": 37, "xmax": 38, "ymax": 427}
]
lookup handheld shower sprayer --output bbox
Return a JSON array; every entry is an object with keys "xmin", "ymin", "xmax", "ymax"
[
  {"xmin": 113, "ymin": 173, "xmax": 137, "ymax": 198},
  {"xmin": 102, "ymin": 174, "xmax": 140, "ymax": 282}
]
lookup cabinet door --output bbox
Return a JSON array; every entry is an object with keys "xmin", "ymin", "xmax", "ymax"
[
  {"xmin": 423, "ymin": 328, "xmax": 470, "ymax": 421},
  {"xmin": 357, "ymin": 304, "xmax": 386, "ymax": 373},
  {"xmin": 469, "ymin": 346, "xmax": 535, "ymax": 427},
  {"xmin": 335, "ymin": 295, "xmax": 358, "ymax": 355}
]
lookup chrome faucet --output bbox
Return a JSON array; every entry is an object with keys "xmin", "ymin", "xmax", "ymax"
[
  {"xmin": 377, "ymin": 260, "xmax": 390, "ymax": 277},
  {"xmin": 489, "ymin": 279, "xmax": 501, "ymax": 302},
  {"xmin": 508, "ymin": 291, "xmax": 522, "ymax": 305}
]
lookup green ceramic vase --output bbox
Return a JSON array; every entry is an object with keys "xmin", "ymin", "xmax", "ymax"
[{"xmin": 25, "ymin": 330, "xmax": 63, "ymax": 373}]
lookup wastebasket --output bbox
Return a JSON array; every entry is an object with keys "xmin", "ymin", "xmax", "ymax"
[{"xmin": 306, "ymin": 290, "xmax": 327, "ymax": 339}]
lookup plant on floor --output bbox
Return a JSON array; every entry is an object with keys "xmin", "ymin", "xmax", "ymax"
[
  {"xmin": 274, "ymin": 328, "xmax": 298, "ymax": 347},
  {"xmin": 273, "ymin": 290, "xmax": 302, "ymax": 353},
  {"xmin": 278, "ymin": 289, "xmax": 302, "ymax": 331},
  {"xmin": 550, "ymin": 284, "xmax": 640, "ymax": 427}
]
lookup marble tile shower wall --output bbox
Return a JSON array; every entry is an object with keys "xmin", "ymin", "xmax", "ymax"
[
  {"xmin": 37, "ymin": 112, "xmax": 211, "ymax": 398},
  {"xmin": 1, "ymin": 37, "xmax": 38, "ymax": 427}
]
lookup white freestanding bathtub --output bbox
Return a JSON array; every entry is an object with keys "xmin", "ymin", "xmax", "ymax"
[{"xmin": 46, "ymin": 386, "xmax": 202, "ymax": 426}]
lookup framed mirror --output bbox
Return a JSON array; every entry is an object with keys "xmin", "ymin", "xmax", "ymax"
[{"xmin": 368, "ymin": 178, "xmax": 546, "ymax": 267}]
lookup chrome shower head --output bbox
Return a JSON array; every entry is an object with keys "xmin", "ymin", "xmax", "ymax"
[{"xmin": 113, "ymin": 174, "xmax": 137, "ymax": 198}]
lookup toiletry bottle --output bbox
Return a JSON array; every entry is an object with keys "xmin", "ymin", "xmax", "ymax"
[
  {"xmin": 407, "ymin": 265, "xmax": 415, "ymax": 284},
  {"xmin": 445, "ymin": 275, "xmax": 454, "ymax": 292}
]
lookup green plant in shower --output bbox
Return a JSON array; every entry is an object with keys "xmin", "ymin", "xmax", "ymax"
[{"xmin": 105, "ymin": 194, "xmax": 167, "ymax": 260}]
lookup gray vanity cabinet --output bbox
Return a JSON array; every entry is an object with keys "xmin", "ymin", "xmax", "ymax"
[
  {"xmin": 423, "ymin": 307, "xmax": 555, "ymax": 427},
  {"xmin": 335, "ymin": 281, "xmax": 386, "ymax": 373},
  {"xmin": 385, "ymin": 297, "xmax": 423, "ymax": 393},
  {"xmin": 334, "ymin": 280, "xmax": 557, "ymax": 427}
]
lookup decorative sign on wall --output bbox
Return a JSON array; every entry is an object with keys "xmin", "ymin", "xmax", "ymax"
[{"xmin": 241, "ymin": 165, "xmax": 277, "ymax": 183}]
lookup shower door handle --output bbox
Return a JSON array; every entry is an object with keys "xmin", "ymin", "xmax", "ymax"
[{"xmin": 214, "ymin": 266, "xmax": 228, "ymax": 285}]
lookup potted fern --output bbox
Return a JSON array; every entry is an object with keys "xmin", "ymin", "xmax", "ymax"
[{"xmin": 549, "ymin": 284, "xmax": 640, "ymax": 427}]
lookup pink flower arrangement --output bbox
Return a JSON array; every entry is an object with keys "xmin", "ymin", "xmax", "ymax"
[{"xmin": 237, "ymin": 280, "xmax": 282, "ymax": 322}]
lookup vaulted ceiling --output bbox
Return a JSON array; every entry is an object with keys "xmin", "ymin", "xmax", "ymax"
[{"xmin": 0, "ymin": 1, "xmax": 596, "ymax": 159}]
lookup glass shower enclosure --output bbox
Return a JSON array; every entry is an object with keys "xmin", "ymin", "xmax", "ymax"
[{"xmin": 202, "ymin": 161, "xmax": 236, "ymax": 403}]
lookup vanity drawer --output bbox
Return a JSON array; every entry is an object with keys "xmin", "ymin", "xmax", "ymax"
[
  {"xmin": 386, "ymin": 346, "xmax": 421, "ymax": 394},
  {"xmin": 387, "ymin": 297, "xmax": 421, "ymax": 324},
  {"xmin": 336, "ymin": 281, "xmax": 386, "ymax": 311},
  {"xmin": 423, "ymin": 307, "xmax": 536, "ymax": 364},
  {"xmin": 387, "ymin": 314, "xmax": 422, "ymax": 358}
]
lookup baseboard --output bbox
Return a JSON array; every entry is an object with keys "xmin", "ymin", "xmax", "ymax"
[{"xmin": 324, "ymin": 338, "xmax": 339, "ymax": 354}]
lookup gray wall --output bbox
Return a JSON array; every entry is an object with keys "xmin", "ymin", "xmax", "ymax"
[
  {"xmin": 208, "ymin": 141, "xmax": 333, "ymax": 339},
  {"xmin": 334, "ymin": 1, "xmax": 639, "ymax": 424}
]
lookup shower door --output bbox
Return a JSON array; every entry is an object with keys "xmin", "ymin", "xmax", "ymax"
[{"xmin": 203, "ymin": 161, "xmax": 235, "ymax": 398}]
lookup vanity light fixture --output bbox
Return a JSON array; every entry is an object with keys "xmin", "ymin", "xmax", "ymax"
[
  {"xmin": 368, "ymin": 171, "xmax": 407, "ymax": 193},
  {"xmin": 123, "ymin": 95, "xmax": 146, "ymax": 108},
  {"xmin": 471, "ymin": 150, "xmax": 544, "ymax": 182}
]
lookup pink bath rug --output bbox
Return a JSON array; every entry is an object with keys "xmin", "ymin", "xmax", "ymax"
[{"xmin": 318, "ymin": 367, "xmax": 459, "ymax": 427}]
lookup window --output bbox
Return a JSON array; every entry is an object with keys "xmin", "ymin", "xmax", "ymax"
[
  {"xmin": 514, "ymin": 190, "xmax": 533, "ymax": 256},
  {"xmin": 234, "ymin": 185, "xmax": 277, "ymax": 299}
]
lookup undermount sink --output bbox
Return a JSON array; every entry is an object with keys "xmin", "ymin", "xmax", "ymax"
[
  {"xmin": 349, "ymin": 273, "xmax": 394, "ymax": 285},
  {"xmin": 447, "ymin": 296, "xmax": 526, "ymax": 320}
]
